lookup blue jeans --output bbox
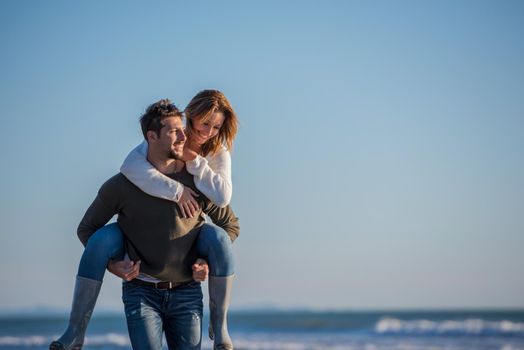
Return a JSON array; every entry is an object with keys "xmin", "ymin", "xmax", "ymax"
[
  {"xmin": 195, "ymin": 223, "xmax": 234, "ymax": 277},
  {"xmin": 77, "ymin": 223, "xmax": 125, "ymax": 281},
  {"xmin": 122, "ymin": 281, "xmax": 203, "ymax": 350},
  {"xmin": 77, "ymin": 223, "xmax": 234, "ymax": 281}
]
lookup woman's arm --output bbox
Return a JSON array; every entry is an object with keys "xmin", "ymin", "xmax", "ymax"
[
  {"xmin": 186, "ymin": 146, "xmax": 233, "ymax": 208},
  {"xmin": 120, "ymin": 141, "xmax": 184, "ymax": 202}
]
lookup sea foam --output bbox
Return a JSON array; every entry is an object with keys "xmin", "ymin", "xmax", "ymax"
[
  {"xmin": 0, "ymin": 333, "xmax": 130, "ymax": 347},
  {"xmin": 375, "ymin": 317, "xmax": 524, "ymax": 335}
]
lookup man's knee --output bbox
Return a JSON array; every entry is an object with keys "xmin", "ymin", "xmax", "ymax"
[{"xmin": 176, "ymin": 311, "xmax": 202, "ymax": 348}]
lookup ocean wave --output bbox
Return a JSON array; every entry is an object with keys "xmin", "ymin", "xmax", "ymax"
[
  {"xmin": 0, "ymin": 336, "xmax": 48, "ymax": 347},
  {"xmin": 0, "ymin": 333, "xmax": 130, "ymax": 347},
  {"xmin": 85, "ymin": 333, "xmax": 131, "ymax": 346},
  {"xmin": 375, "ymin": 317, "xmax": 524, "ymax": 336},
  {"xmin": 2, "ymin": 333, "xmax": 524, "ymax": 350}
]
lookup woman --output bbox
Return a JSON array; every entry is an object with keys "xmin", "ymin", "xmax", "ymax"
[{"xmin": 50, "ymin": 90, "xmax": 239, "ymax": 350}]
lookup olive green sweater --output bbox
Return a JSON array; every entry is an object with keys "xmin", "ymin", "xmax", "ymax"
[{"xmin": 77, "ymin": 168, "xmax": 240, "ymax": 283}]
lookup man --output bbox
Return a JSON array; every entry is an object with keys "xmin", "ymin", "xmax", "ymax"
[{"xmin": 77, "ymin": 99, "xmax": 240, "ymax": 349}]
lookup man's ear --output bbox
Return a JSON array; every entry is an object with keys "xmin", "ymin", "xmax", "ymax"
[{"xmin": 146, "ymin": 130, "xmax": 158, "ymax": 142}]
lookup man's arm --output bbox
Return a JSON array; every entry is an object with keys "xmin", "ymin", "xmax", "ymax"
[
  {"xmin": 203, "ymin": 201, "xmax": 240, "ymax": 242},
  {"xmin": 77, "ymin": 176, "xmax": 122, "ymax": 246}
]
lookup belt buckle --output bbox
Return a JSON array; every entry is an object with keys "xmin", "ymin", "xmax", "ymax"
[{"xmin": 156, "ymin": 281, "xmax": 173, "ymax": 290}]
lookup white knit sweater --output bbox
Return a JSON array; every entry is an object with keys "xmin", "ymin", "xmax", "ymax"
[{"xmin": 120, "ymin": 141, "xmax": 232, "ymax": 207}]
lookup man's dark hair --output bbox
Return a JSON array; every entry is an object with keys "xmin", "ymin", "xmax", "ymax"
[{"xmin": 140, "ymin": 99, "xmax": 183, "ymax": 139}]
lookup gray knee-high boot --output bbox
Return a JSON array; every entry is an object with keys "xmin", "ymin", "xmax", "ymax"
[
  {"xmin": 208, "ymin": 275, "xmax": 234, "ymax": 350},
  {"xmin": 49, "ymin": 276, "xmax": 102, "ymax": 350}
]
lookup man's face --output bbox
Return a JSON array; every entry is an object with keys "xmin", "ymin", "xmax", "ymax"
[{"xmin": 150, "ymin": 116, "xmax": 186, "ymax": 159}]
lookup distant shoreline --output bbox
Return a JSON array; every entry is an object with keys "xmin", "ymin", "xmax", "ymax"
[{"xmin": 2, "ymin": 307, "xmax": 524, "ymax": 319}]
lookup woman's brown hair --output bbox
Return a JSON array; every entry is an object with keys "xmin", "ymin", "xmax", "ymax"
[{"xmin": 185, "ymin": 90, "xmax": 238, "ymax": 156}]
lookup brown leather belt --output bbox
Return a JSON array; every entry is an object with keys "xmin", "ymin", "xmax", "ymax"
[{"xmin": 129, "ymin": 279, "xmax": 184, "ymax": 290}]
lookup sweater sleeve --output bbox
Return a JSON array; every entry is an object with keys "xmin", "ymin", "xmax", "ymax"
[
  {"xmin": 77, "ymin": 176, "xmax": 121, "ymax": 247},
  {"xmin": 203, "ymin": 201, "xmax": 240, "ymax": 242},
  {"xmin": 185, "ymin": 147, "xmax": 233, "ymax": 207},
  {"xmin": 120, "ymin": 141, "xmax": 184, "ymax": 202}
]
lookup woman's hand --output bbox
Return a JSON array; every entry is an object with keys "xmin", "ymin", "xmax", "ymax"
[
  {"xmin": 192, "ymin": 258, "xmax": 209, "ymax": 282},
  {"xmin": 180, "ymin": 147, "xmax": 198, "ymax": 162},
  {"xmin": 177, "ymin": 187, "xmax": 200, "ymax": 218}
]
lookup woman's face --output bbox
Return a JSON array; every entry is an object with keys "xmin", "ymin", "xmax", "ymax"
[{"xmin": 190, "ymin": 112, "xmax": 225, "ymax": 145}]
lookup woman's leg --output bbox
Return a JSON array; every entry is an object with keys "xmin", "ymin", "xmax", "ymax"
[
  {"xmin": 196, "ymin": 223, "xmax": 234, "ymax": 277},
  {"xmin": 50, "ymin": 223, "xmax": 125, "ymax": 350},
  {"xmin": 77, "ymin": 223, "xmax": 126, "ymax": 280},
  {"xmin": 195, "ymin": 223, "xmax": 234, "ymax": 350}
]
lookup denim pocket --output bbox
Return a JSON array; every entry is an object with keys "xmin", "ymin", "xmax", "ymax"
[
  {"xmin": 122, "ymin": 282, "xmax": 141, "ymax": 299},
  {"xmin": 122, "ymin": 283, "xmax": 139, "ymax": 316},
  {"xmin": 185, "ymin": 281, "xmax": 201, "ymax": 289}
]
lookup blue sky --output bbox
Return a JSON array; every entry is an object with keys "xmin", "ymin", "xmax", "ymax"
[{"xmin": 1, "ymin": 0, "xmax": 523, "ymax": 312}]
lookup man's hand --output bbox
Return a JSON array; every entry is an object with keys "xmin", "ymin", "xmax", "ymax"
[
  {"xmin": 177, "ymin": 187, "xmax": 200, "ymax": 219},
  {"xmin": 192, "ymin": 258, "xmax": 209, "ymax": 282},
  {"xmin": 107, "ymin": 260, "xmax": 141, "ymax": 281}
]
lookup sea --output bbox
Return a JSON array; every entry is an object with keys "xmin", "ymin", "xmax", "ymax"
[{"xmin": 1, "ymin": 310, "xmax": 524, "ymax": 350}]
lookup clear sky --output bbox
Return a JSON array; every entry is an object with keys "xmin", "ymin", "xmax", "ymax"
[{"xmin": 1, "ymin": 0, "xmax": 523, "ymax": 312}]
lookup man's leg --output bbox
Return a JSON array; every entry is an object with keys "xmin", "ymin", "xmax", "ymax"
[
  {"xmin": 164, "ymin": 281, "xmax": 203, "ymax": 350},
  {"xmin": 122, "ymin": 282, "xmax": 164, "ymax": 350}
]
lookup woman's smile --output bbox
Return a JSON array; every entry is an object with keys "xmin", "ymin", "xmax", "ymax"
[{"xmin": 192, "ymin": 112, "xmax": 225, "ymax": 145}]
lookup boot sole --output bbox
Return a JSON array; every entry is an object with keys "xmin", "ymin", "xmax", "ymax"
[
  {"xmin": 49, "ymin": 341, "xmax": 82, "ymax": 350},
  {"xmin": 49, "ymin": 341, "xmax": 65, "ymax": 350}
]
